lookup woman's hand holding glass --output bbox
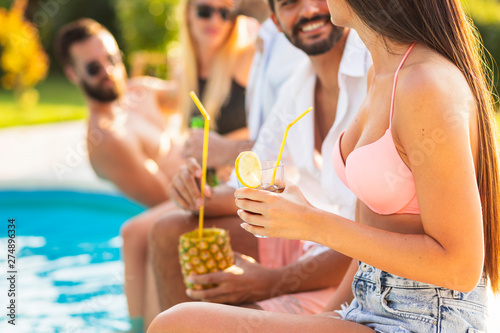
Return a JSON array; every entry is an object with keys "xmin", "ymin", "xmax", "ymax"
[{"xmin": 234, "ymin": 184, "xmax": 316, "ymax": 240}]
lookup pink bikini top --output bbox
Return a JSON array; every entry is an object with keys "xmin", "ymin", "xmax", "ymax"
[{"xmin": 333, "ymin": 44, "xmax": 420, "ymax": 215}]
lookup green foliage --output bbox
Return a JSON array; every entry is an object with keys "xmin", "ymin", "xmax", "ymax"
[
  {"xmin": 0, "ymin": 0, "xmax": 13, "ymax": 8},
  {"xmin": 463, "ymin": 0, "xmax": 500, "ymax": 96},
  {"xmin": 0, "ymin": 0, "xmax": 180, "ymax": 74},
  {"xmin": 0, "ymin": 75, "xmax": 86, "ymax": 128},
  {"xmin": 20, "ymin": 0, "xmax": 121, "ymax": 74},
  {"xmin": 463, "ymin": 0, "xmax": 500, "ymax": 24},
  {"xmin": 475, "ymin": 21, "xmax": 500, "ymax": 99},
  {"xmin": 113, "ymin": 0, "xmax": 179, "ymax": 57}
]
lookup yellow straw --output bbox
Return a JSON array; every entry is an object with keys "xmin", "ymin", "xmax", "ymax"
[
  {"xmin": 189, "ymin": 91, "xmax": 210, "ymax": 239},
  {"xmin": 271, "ymin": 107, "xmax": 313, "ymax": 184}
]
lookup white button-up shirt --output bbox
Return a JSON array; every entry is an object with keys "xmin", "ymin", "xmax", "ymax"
[
  {"xmin": 246, "ymin": 19, "xmax": 308, "ymax": 140},
  {"xmin": 232, "ymin": 29, "xmax": 371, "ymax": 222}
]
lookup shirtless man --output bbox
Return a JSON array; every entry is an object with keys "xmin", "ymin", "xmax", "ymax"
[
  {"xmin": 55, "ymin": 20, "xmax": 185, "ymax": 330},
  {"xmin": 54, "ymin": 18, "xmax": 184, "ymax": 208}
]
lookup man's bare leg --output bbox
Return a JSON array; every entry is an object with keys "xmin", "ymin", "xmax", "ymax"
[
  {"xmin": 121, "ymin": 200, "xmax": 178, "ymax": 327},
  {"xmin": 143, "ymin": 259, "xmax": 160, "ymax": 330},
  {"xmin": 149, "ymin": 210, "xmax": 259, "ymax": 310}
]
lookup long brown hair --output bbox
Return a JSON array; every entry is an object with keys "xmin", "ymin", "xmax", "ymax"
[{"xmin": 345, "ymin": 0, "xmax": 500, "ymax": 293}]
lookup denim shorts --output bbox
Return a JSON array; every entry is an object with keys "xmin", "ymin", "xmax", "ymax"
[{"xmin": 334, "ymin": 262, "xmax": 488, "ymax": 333}]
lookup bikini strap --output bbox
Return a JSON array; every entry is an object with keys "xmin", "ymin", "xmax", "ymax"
[{"xmin": 389, "ymin": 43, "xmax": 416, "ymax": 127}]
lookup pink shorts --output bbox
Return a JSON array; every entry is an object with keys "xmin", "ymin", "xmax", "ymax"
[{"xmin": 255, "ymin": 238, "xmax": 336, "ymax": 315}]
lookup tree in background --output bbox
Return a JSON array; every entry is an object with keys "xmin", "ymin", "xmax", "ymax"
[
  {"xmin": 0, "ymin": 0, "xmax": 49, "ymax": 108},
  {"xmin": 25, "ymin": 0, "xmax": 121, "ymax": 74},
  {"xmin": 114, "ymin": 0, "xmax": 178, "ymax": 55},
  {"xmin": 113, "ymin": 0, "xmax": 179, "ymax": 79},
  {"xmin": 3, "ymin": 0, "xmax": 180, "ymax": 78}
]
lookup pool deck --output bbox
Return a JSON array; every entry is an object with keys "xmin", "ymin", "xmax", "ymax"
[
  {"xmin": 0, "ymin": 120, "xmax": 116, "ymax": 193},
  {"xmin": 1, "ymin": 120, "xmax": 500, "ymax": 330}
]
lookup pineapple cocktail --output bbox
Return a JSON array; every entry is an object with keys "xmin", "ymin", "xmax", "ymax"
[
  {"xmin": 178, "ymin": 92, "xmax": 235, "ymax": 290},
  {"xmin": 178, "ymin": 228, "xmax": 234, "ymax": 290}
]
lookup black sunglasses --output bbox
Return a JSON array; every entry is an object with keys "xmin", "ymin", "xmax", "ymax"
[
  {"xmin": 85, "ymin": 53, "xmax": 123, "ymax": 77},
  {"xmin": 195, "ymin": 4, "xmax": 235, "ymax": 21}
]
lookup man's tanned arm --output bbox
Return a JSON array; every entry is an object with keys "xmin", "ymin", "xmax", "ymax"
[{"xmin": 89, "ymin": 133, "xmax": 170, "ymax": 207}]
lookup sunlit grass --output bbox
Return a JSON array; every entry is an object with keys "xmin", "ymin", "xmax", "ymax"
[{"xmin": 0, "ymin": 75, "xmax": 87, "ymax": 128}]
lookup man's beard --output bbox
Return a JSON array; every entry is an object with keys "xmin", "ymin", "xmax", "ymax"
[
  {"xmin": 81, "ymin": 77, "xmax": 123, "ymax": 103},
  {"xmin": 285, "ymin": 14, "xmax": 344, "ymax": 56}
]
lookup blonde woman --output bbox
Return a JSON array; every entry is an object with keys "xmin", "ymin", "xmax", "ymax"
[
  {"xmin": 121, "ymin": 1, "xmax": 256, "ymax": 331},
  {"xmin": 178, "ymin": 0, "xmax": 259, "ymax": 171},
  {"xmin": 177, "ymin": 0, "xmax": 255, "ymax": 135}
]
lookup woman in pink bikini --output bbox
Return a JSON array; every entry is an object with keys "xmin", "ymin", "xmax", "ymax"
[{"xmin": 148, "ymin": 0, "xmax": 500, "ymax": 331}]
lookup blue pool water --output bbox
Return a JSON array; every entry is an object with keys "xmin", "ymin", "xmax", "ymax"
[{"xmin": 0, "ymin": 190, "xmax": 145, "ymax": 332}]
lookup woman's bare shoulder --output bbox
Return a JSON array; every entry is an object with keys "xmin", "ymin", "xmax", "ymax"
[
  {"xmin": 393, "ymin": 50, "xmax": 477, "ymax": 153},
  {"xmin": 397, "ymin": 51, "xmax": 475, "ymax": 122}
]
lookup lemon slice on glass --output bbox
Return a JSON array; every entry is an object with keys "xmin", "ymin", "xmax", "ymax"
[{"xmin": 235, "ymin": 151, "xmax": 262, "ymax": 188}]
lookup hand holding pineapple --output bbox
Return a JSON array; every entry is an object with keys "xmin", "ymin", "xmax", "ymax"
[{"xmin": 185, "ymin": 253, "xmax": 274, "ymax": 304}]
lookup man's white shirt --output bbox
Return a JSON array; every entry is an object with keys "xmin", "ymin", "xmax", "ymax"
[
  {"xmin": 232, "ymin": 29, "xmax": 371, "ymax": 224},
  {"xmin": 246, "ymin": 19, "xmax": 307, "ymax": 140}
]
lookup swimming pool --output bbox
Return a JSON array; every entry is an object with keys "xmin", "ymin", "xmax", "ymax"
[{"xmin": 0, "ymin": 190, "xmax": 145, "ymax": 332}]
